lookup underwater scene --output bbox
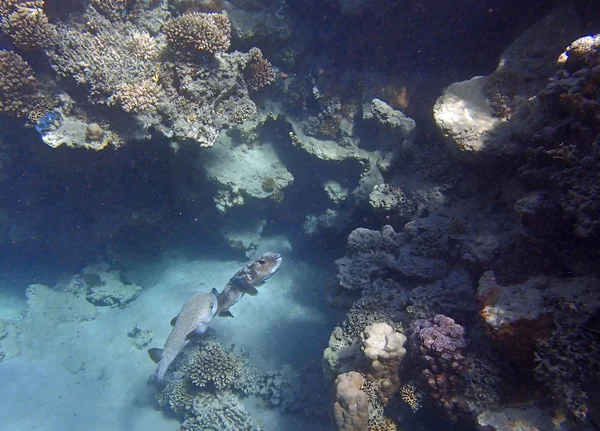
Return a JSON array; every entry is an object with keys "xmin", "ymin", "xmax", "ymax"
[{"xmin": 0, "ymin": 0, "xmax": 599, "ymax": 430}]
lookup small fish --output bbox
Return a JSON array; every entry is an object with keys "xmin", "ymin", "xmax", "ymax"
[
  {"xmin": 147, "ymin": 289, "xmax": 218, "ymax": 387},
  {"xmin": 216, "ymin": 252, "xmax": 282, "ymax": 318}
]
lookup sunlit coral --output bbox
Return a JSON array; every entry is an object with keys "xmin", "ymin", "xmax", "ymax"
[{"xmin": 0, "ymin": 0, "xmax": 56, "ymax": 49}]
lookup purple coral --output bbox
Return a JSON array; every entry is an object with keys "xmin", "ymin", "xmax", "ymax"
[{"xmin": 410, "ymin": 314, "xmax": 467, "ymax": 416}]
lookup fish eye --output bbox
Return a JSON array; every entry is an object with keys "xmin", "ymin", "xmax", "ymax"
[{"xmin": 258, "ymin": 259, "xmax": 266, "ymax": 264}]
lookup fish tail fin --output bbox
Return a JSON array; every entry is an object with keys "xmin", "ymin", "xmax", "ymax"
[
  {"xmin": 147, "ymin": 347, "xmax": 163, "ymax": 364},
  {"xmin": 219, "ymin": 309, "xmax": 234, "ymax": 318}
]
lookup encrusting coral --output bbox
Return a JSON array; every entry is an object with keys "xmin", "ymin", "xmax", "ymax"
[
  {"xmin": 0, "ymin": 49, "xmax": 38, "ymax": 116},
  {"xmin": 163, "ymin": 12, "xmax": 231, "ymax": 55}
]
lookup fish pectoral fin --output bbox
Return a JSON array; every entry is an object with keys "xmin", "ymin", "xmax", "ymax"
[
  {"xmin": 147, "ymin": 348, "xmax": 163, "ymax": 364},
  {"xmin": 218, "ymin": 309, "xmax": 234, "ymax": 318},
  {"xmin": 170, "ymin": 316, "xmax": 178, "ymax": 326},
  {"xmin": 186, "ymin": 324, "xmax": 207, "ymax": 339},
  {"xmin": 211, "ymin": 288, "xmax": 219, "ymax": 297},
  {"xmin": 232, "ymin": 276, "xmax": 259, "ymax": 296}
]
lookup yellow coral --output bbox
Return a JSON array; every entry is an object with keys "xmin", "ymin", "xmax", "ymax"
[{"xmin": 400, "ymin": 381, "xmax": 423, "ymax": 412}]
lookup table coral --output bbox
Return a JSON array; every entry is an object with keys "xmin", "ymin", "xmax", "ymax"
[
  {"xmin": 163, "ymin": 12, "xmax": 231, "ymax": 55},
  {"xmin": 0, "ymin": 49, "xmax": 38, "ymax": 116}
]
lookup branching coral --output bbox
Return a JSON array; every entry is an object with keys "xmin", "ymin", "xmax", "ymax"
[
  {"xmin": 163, "ymin": 12, "xmax": 231, "ymax": 55},
  {"xmin": 127, "ymin": 31, "xmax": 159, "ymax": 61},
  {"xmin": 50, "ymin": 9, "xmax": 157, "ymax": 103},
  {"xmin": 0, "ymin": 0, "xmax": 56, "ymax": 50},
  {"xmin": 244, "ymin": 47, "xmax": 274, "ymax": 92},
  {"xmin": 0, "ymin": 49, "xmax": 38, "ymax": 116},
  {"xmin": 399, "ymin": 381, "xmax": 423, "ymax": 412},
  {"xmin": 90, "ymin": 0, "xmax": 134, "ymax": 21},
  {"xmin": 187, "ymin": 340, "xmax": 246, "ymax": 391},
  {"xmin": 112, "ymin": 79, "xmax": 162, "ymax": 114}
]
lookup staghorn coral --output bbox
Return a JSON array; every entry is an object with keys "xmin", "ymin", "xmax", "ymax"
[
  {"xmin": 0, "ymin": 49, "xmax": 38, "ymax": 116},
  {"xmin": 360, "ymin": 322, "xmax": 407, "ymax": 405},
  {"xmin": 163, "ymin": 12, "xmax": 231, "ymax": 55},
  {"xmin": 1, "ymin": 0, "xmax": 56, "ymax": 50},
  {"xmin": 112, "ymin": 79, "xmax": 162, "ymax": 114},
  {"xmin": 244, "ymin": 47, "xmax": 274, "ymax": 92},
  {"xmin": 187, "ymin": 340, "xmax": 245, "ymax": 391}
]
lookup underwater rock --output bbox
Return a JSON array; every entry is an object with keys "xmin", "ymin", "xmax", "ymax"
[
  {"xmin": 433, "ymin": 5, "xmax": 583, "ymax": 156},
  {"xmin": 201, "ymin": 133, "xmax": 293, "ymax": 212},
  {"xmin": 79, "ymin": 265, "xmax": 142, "ymax": 308}
]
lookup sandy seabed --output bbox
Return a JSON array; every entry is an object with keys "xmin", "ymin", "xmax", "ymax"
[{"xmin": 0, "ymin": 253, "xmax": 340, "ymax": 431}]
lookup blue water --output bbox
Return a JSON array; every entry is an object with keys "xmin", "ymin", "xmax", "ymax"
[{"xmin": 1, "ymin": 1, "xmax": 599, "ymax": 431}]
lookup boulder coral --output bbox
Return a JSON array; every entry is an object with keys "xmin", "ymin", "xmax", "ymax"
[
  {"xmin": 360, "ymin": 322, "xmax": 407, "ymax": 405},
  {"xmin": 332, "ymin": 371, "xmax": 370, "ymax": 431}
]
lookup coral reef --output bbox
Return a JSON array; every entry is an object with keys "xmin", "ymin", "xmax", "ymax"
[
  {"xmin": 163, "ymin": 12, "xmax": 231, "ymax": 55},
  {"xmin": 0, "ymin": 50, "xmax": 39, "ymax": 116}
]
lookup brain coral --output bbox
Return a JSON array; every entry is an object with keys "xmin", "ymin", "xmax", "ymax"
[
  {"xmin": 163, "ymin": 12, "xmax": 231, "ymax": 55},
  {"xmin": 0, "ymin": 50, "xmax": 38, "ymax": 116}
]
